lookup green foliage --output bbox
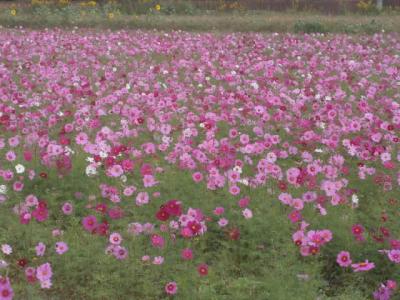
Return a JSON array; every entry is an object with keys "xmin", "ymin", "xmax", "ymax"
[
  {"xmin": 1, "ymin": 151, "xmax": 398, "ymax": 299},
  {"xmin": 293, "ymin": 20, "xmax": 327, "ymax": 33}
]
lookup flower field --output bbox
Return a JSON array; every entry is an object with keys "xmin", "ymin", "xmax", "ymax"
[{"xmin": 0, "ymin": 29, "xmax": 399, "ymax": 299}]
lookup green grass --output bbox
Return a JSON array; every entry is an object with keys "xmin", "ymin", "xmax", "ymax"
[
  {"xmin": 1, "ymin": 152, "xmax": 399, "ymax": 299},
  {"xmin": 0, "ymin": 11, "xmax": 399, "ymax": 33}
]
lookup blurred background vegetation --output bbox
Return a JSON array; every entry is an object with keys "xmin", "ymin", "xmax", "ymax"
[{"xmin": 0, "ymin": 0, "xmax": 399, "ymax": 32}]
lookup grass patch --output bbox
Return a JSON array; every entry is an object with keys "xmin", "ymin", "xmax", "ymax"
[{"xmin": 0, "ymin": 11, "xmax": 399, "ymax": 33}]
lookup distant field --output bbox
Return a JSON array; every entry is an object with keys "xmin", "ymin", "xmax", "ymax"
[{"xmin": 0, "ymin": 12, "xmax": 399, "ymax": 33}]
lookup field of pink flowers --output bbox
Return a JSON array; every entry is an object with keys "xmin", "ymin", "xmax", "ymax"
[{"xmin": 0, "ymin": 29, "xmax": 399, "ymax": 299}]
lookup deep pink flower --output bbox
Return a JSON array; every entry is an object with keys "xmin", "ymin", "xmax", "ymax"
[
  {"xmin": 351, "ymin": 224, "xmax": 365, "ymax": 236},
  {"xmin": 151, "ymin": 234, "xmax": 165, "ymax": 248},
  {"xmin": 82, "ymin": 215, "xmax": 97, "ymax": 232},
  {"xmin": 165, "ymin": 281, "xmax": 177, "ymax": 295},
  {"xmin": 181, "ymin": 248, "xmax": 193, "ymax": 260},
  {"xmin": 32, "ymin": 207, "xmax": 49, "ymax": 222},
  {"xmin": 197, "ymin": 263, "xmax": 209, "ymax": 276}
]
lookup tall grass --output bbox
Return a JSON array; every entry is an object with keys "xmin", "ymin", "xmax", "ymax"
[{"xmin": 0, "ymin": 10, "xmax": 399, "ymax": 33}]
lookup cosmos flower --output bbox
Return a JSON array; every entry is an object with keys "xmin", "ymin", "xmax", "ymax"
[
  {"xmin": 336, "ymin": 251, "xmax": 352, "ymax": 267},
  {"xmin": 165, "ymin": 281, "xmax": 177, "ymax": 295},
  {"xmin": 351, "ymin": 260, "xmax": 375, "ymax": 272},
  {"xmin": 55, "ymin": 242, "xmax": 69, "ymax": 255}
]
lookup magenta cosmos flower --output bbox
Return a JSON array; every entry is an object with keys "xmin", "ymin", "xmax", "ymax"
[
  {"xmin": 165, "ymin": 281, "xmax": 177, "ymax": 295},
  {"xmin": 82, "ymin": 215, "xmax": 98, "ymax": 232},
  {"xmin": 181, "ymin": 248, "xmax": 193, "ymax": 260},
  {"xmin": 197, "ymin": 263, "xmax": 209, "ymax": 276},
  {"xmin": 151, "ymin": 234, "xmax": 165, "ymax": 248},
  {"xmin": 351, "ymin": 224, "xmax": 365, "ymax": 236}
]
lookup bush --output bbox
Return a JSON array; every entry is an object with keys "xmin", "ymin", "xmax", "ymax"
[{"xmin": 293, "ymin": 20, "xmax": 327, "ymax": 33}]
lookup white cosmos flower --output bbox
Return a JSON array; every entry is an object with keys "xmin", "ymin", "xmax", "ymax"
[
  {"xmin": 233, "ymin": 166, "xmax": 242, "ymax": 174},
  {"xmin": 314, "ymin": 148, "xmax": 323, "ymax": 153},
  {"xmin": 352, "ymin": 194, "xmax": 359, "ymax": 208},
  {"xmin": 65, "ymin": 146, "xmax": 75, "ymax": 155},
  {"xmin": 239, "ymin": 178, "xmax": 249, "ymax": 186},
  {"xmin": 250, "ymin": 82, "xmax": 259, "ymax": 90},
  {"xmin": 15, "ymin": 164, "xmax": 25, "ymax": 174},
  {"xmin": 86, "ymin": 157, "xmax": 94, "ymax": 163},
  {"xmin": 120, "ymin": 175, "xmax": 127, "ymax": 183},
  {"xmin": 1, "ymin": 244, "xmax": 12, "ymax": 255},
  {"xmin": 0, "ymin": 185, "xmax": 7, "ymax": 194},
  {"xmin": 99, "ymin": 151, "xmax": 108, "ymax": 158},
  {"xmin": 85, "ymin": 165, "xmax": 98, "ymax": 176},
  {"xmin": 0, "ymin": 260, "xmax": 8, "ymax": 269}
]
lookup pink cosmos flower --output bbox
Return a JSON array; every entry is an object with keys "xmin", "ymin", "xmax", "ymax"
[
  {"xmin": 192, "ymin": 172, "xmax": 203, "ymax": 182},
  {"xmin": 106, "ymin": 164, "xmax": 124, "ymax": 177},
  {"xmin": 61, "ymin": 202, "xmax": 73, "ymax": 215},
  {"xmin": 351, "ymin": 260, "xmax": 375, "ymax": 272},
  {"xmin": 242, "ymin": 208, "xmax": 253, "ymax": 219},
  {"xmin": 386, "ymin": 280, "xmax": 397, "ymax": 290},
  {"xmin": 109, "ymin": 232, "xmax": 122, "ymax": 245},
  {"xmin": 123, "ymin": 186, "xmax": 136, "ymax": 196},
  {"xmin": 55, "ymin": 242, "xmax": 68, "ymax": 255},
  {"xmin": 213, "ymin": 206, "xmax": 224, "ymax": 215},
  {"xmin": 0, "ymin": 277, "xmax": 13, "ymax": 300},
  {"xmin": 143, "ymin": 175, "xmax": 158, "ymax": 187},
  {"xmin": 35, "ymin": 242, "xmax": 46, "ymax": 256},
  {"xmin": 75, "ymin": 132, "xmax": 89, "ymax": 145},
  {"xmin": 152, "ymin": 256, "xmax": 164, "ymax": 265},
  {"xmin": 127, "ymin": 223, "xmax": 143, "ymax": 235},
  {"xmin": 336, "ymin": 251, "xmax": 352, "ymax": 267},
  {"xmin": 36, "ymin": 263, "xmax": 53, "ymax": 282},
  {"xmin": 40, "ymin": 279, "xmax": 52, "ymax": 289},
  {"xmin": 218, "ymin": 218, "xmax": 229, "ymax": 227},
  {"xmin": 229, "ymin": 185, "xmax": 240, "ymax": 196},
  {"xmin": 136, "ymin": 192, "xmax": 149, "ymax": 206},
  {"xmin": 388, "ymin": 249, "xmax": 400, "ymax": 264},
  {"xmin": 113, "ymin": 246, "xmax": 128, "ymax": 260}
]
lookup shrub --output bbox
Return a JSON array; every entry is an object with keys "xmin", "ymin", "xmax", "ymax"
[{"xmin": 293, "ymin": 20, "xmax": 327, "ymax": 33}]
